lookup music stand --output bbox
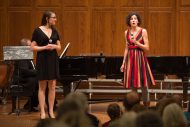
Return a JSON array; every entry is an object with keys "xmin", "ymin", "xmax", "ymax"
[
  {"xmin": 3, "ymin": 46, "xmax": 33, "ymax": 115},
  {"xmin": 59, "ymin": 42, "xmax": 70, "ymax": 59}
]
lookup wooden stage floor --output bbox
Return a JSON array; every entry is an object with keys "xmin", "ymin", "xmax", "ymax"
[{"xmin": 0, "ymin": 98, "xmax": 127, "ymax": 127}]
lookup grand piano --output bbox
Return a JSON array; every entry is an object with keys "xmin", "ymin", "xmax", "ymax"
[
  {"xmin": 58, "ymin": 56, "xmax": 123, "ymax": 96},
  {"xmin": 148, "ymin": 56, "xmax": 190, "ymax": 105},
  {"xmin": 59, "ymin": 56, "xmax": 190, "ymax": 105}
]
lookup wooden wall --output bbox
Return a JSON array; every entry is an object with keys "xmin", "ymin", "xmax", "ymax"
[{"xmin": 1, "ymin": 0, "xmax": 190, "ymax": 59}]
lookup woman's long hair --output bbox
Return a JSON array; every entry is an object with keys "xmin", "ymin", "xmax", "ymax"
[{"xmin": 41, "ymin": 11, "xmax": 54, "ymax": 26}]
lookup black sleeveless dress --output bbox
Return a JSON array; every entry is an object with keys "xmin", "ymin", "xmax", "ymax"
[{"xmin": 31, "ymin": 27, "xmax": 60, "ymax": 80}]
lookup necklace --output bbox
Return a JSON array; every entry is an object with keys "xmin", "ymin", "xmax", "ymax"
[{"xmin": 130, "ymin": 28, "xmax": 139, "ymax": 38}]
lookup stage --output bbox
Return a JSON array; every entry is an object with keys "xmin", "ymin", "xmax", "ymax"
[{"xmin": 0, "ymin": 95, "xmax": 158, "ymax": 127}]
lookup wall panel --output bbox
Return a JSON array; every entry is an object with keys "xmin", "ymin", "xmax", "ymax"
[
  {"xmin": 35, "ymin": 0, "xmax": 61, "ymax": 7},
  {"xmin": 62, "ymin": 0, "xmax": 88, "ymax": 7},
  {"xmin": 8, "ymin": 0, "xmax": 32, "ymax": 7},
  {"xmin": 181, "ymin": 0, "xmax": 190, "ymax": 6},
  {"xmin": 0, "ymin": 9, "xmax": 6, "ymax": 59},
  {"xmin": 178, "ymin": 11, "xmax": 190, "ymax": 55},
  {"xmin": 8, "ymin": 11, "xmax": 32, "ymax": 45},
  {"xmin": 0, "ymin": 0, "xmax": 6, "ymax": 7},
  {"xmin": 148, "ymin": 11, "xmax": 174, "ymax": 55},
  {"xmin": 120, "ymin": 0, "xmax": 145, "ymax": 7},
  {"xmin": 148, "ymin": 0, "xmax": 173, "ymax": 7},
  {"xmin": 91, "ymin": 9, "xmax": 116, "ymax": 55},
  {"xmin": 92, "ymin": 0, "xmax": 116, "ymax": 7},
  {"xmin": 62, "ymin": 11, "xmax": 90, "ymax": 56}
]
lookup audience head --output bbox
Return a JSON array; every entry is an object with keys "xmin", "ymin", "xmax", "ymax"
[
  {"xmin": 56, "ymin": 93, "xmax": 87, "ymax": 120},
  {"xmin": 123, "ymin": 90, "xmax": 140, "ymax": 111},
  {"xmin": 172, "ymin": 94, "xmax": 182, "ymax": 107},
  {"xmin": 162, "ymin": 103, "xmax": 187, "ymax": 127},
  {"xmin": 156, "ymin": 97, "xmax": 176, "ymax": 116},
  {"xmin": 107, "ymin": 103, "xmax": 122, "ymax": 120},
  {"xmin": 66, "ymin": 92, "xmax": 88, "ymax": 111},
  {"xmin": 120, "ymin": 111, "xmax": 137, "ymax": 127},
  {"xmin": 131, "ymin": 103, "xmax": 147, "ymax": 113},
  {"xmin": 56, "ymin": 92, "xmax": 93, "ymax": 127},
  {"xmin": 136, "ymin": 111, "xmax": 163, "ymax": 127}
]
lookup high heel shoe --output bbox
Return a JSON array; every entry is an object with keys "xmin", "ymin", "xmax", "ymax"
[
  {"xmin": 48, "ymin": 112, "xmax": 55, "ymax": 119},
  {"xmin": 40, "ymin": 113, "xmax": 46, "ymax": 119}
]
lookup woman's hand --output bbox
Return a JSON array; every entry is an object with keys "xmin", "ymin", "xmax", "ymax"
[
  {"xmin": 131, "ymin": 38, "xmax": 138, "ymax": 45},
  {"xmin": 46, "ymin": 44, "xmax": 56, "ymax": 50},
  {"xmin": 120, "ymin": 64, "xmax": 125, "ymax": 72}
]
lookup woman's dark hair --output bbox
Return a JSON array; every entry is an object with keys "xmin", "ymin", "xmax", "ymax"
[
  {"xmin": 126, "ymin": 12, "xmax": 142, "ymax": 27},
  {"xmin": 41, "ymin": 11, "xmax": 54, "ymax": 26}
]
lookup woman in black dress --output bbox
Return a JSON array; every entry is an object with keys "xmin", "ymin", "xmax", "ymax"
[{"xmin": 31, "ymin": 11, "xmax": 61, "ymax": 119}]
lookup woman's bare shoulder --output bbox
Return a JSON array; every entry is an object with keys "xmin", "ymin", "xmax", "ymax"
[{"xmin": 125, "ymin": 29, "xmax": 129, "ymax": 34}]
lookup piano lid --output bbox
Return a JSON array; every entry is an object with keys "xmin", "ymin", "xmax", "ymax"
[{"xmin": 59, "ymin": 56, "xmax": 106, "ymax": 77}]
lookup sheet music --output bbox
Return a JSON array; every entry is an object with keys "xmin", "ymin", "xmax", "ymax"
[
  {"xmin": 59, "ymin": 42, "xmax": 70, "ymax": 58},
  {"xmin": 3, "ymin": 46, "xmax": 33, "ymax": 60}
]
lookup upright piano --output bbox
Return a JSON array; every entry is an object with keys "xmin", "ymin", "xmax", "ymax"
[{"xmin": 59, "ymin": 56, "xmax": 190, "ymax": 105}]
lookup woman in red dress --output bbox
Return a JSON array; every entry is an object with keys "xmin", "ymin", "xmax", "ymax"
[{"xmin": 120, "ymin": 12, "xmax": 155, "ymax": 106}]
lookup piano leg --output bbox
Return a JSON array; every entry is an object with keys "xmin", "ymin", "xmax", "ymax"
[
  {"xmin": 182, "ymin": 77, "xmax": 189, "ymax": 108},
  {"xmin": 63, "ymin": 81, "xmax": 72, "ymax": 97}
]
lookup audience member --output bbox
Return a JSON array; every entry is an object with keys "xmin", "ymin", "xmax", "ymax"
[
  {"xmin": 131, "ymin": 103, "xmax": 147, "ymax": 113},
  {"xmin": 136, "ymin": 111, "xmax": 163, "ymax": 127},
  {"xmin": 156, "ymin": 97, "xmax": 176, "ymax": 116},
  {"xmin": 162, "ymin": 103, "xmax": 187, "ymax": 127},
  {"xmin": 56, "ymin": 92, "xmax": 93, "ymax": 127},
  {"xmin": 184, "ymin": 101, "xmax": 190, "ymax": 121},
  {"xmin": 119, "ymin": 111, "xmax": 137, "ymax": 127},
  {"xmin": 123, "ymin": 90, "xmax": 140, "ymax": 111},
  {"xmin": 102, "ymin": 103, "xmax": 122, "ymax": 127}
]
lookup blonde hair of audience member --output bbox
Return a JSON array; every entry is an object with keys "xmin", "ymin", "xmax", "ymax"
[
  {"xmin": 65, "ymin": 92, "xmax": 88, "ymax": 111},
  {"xmin": 119, "ymin": 111, "xmax": 137, "ymax": 127},
  {"xmin": 60, "ymin": 92, "xmax": 101, "ymax": 127},
  {"xmin": 59, "ymin": 111, "xmax": 93, "ymax": 127},
  {"xmin": 162, "ymin": 103, "xmax": 187, "ymax": 127},
  {"xmin": 56, "ymin": 93, "xmax": 85, "ymax": 120},
  {"xmin": 56, "ymin": 93, "xmax": 93, "ymax": 127}
]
